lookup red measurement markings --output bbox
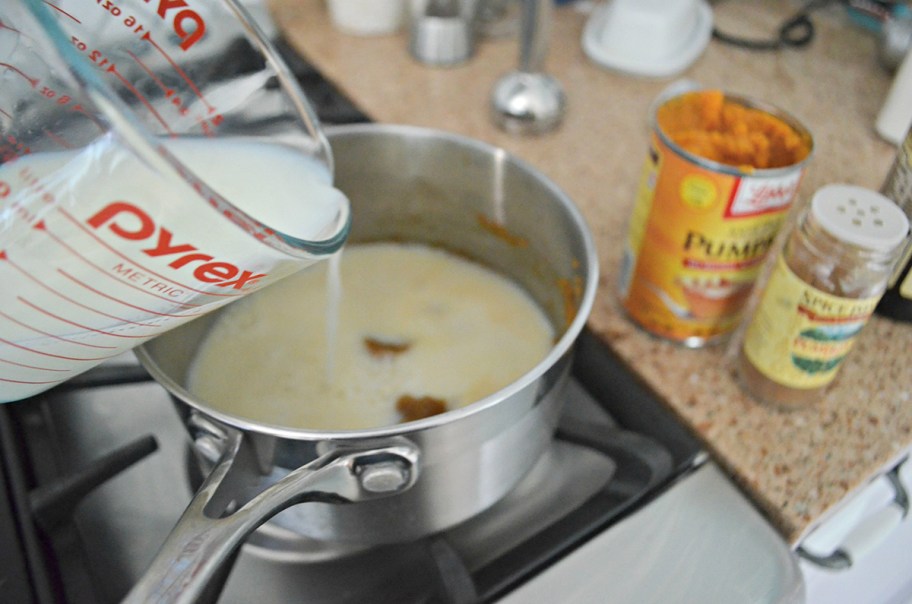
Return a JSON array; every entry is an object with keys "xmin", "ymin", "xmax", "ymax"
[
  {"xmin": 0, "ymin": 333, "xmax": 113, "ymax": 363},
  {"xmin": 18, "ymin": 296, "xmax": 149, "ymax": 340},
  {"xmin": 126, "ymin": 49, "xmax": 170, "ymax": 96},
  {"xmin": 0, "ymin": 374, "xmax": 68, "ymax": 386},
  {"xmin": 29, "ymin": 221, "xmax": 203, "ymax": 310},
  {"xmin": 56, "ymin": 208, "xmax": 245, "ymax": 299},
  {"xmin": 31, "ymin": 219, "xmax": 210, "ymax": 310},
  {"xmin": 0, "ymin": 355, "xmax": 72, "ymax": 373},
  {"xmin": 43, "ymin": 1, "xmax": 82, "ymax": 23},
  {"xmin": 106, "ymin": 63, "xmax": 175, "ymax": 136},
  {"xmin": 69, "ymin": 104, "xmax": 107, "ymax": 132},
  {"xmin": 0, "ymin": 309, "xmax": 117, "ymax": 350},
  {"xmin": 58, "ymin": 269, "xmax": 201, "ymax": 319},
  {"xmin": 0, "ymin": 19, "xmax": 29, "ymax": 38},
  {"xmin": 125, "ymin": 50, "xmax": 198, "ymax": 128},
  {"xmin": 43, "ymin": 129, "xmax": 72, "ymax": 150},
  {"xmin": 0, "ymin": 62, "xmax": 39, "ymax": 88},
  {"xmin": 0, "ymin": 249, "xmax": 167, "ymax": 330},
  {"xmin": 2, "ymin": 134, "xmax": 31, "ymax": 160},
  {"xmin": 141, "ymin": 31, "xmax": 215, "ymax": 114}
]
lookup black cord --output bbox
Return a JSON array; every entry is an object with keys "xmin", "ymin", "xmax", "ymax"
[{"xmin": 711, "ymin": 0, "xmax": 846, "ymax": 51}]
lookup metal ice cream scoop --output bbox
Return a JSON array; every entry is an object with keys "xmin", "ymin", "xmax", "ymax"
[{"xmin": 490, "ymin": 0, "xmax": 565, "ymax": 134}]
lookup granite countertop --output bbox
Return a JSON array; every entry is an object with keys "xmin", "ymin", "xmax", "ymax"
[{"xmin": 268, "ymin": 0, "xmax": 912, "ymax": 544}]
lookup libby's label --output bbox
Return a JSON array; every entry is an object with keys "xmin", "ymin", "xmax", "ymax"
[
  {"xmin": 743, "ymin": 256, "xmax": 880, "ymax": 389},
  {"xmin": 620, "ymin": 131, "xmax": 804, "ymax": 343},
  {"xmin": 725, "ymin": 173, "xmax": 802, "ymax": 217}
]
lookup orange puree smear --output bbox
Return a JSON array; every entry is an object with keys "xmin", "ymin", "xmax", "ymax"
[{"xmin": 656, "ymin": 90, "xmax": 811, "ymax": 170}]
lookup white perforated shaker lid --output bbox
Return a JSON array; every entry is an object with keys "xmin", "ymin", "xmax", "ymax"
[{"xmin": 810, "ymin": 184, "xmax": 910, "ymax": 252}]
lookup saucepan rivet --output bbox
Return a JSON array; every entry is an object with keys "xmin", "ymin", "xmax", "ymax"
[
  {"xmin": 193, "ymin": 434, "xmax": 226, "ymax": 464},
  {"xmin": 357, "ymin": 460, "xmax": 411, "ymax": 493}
]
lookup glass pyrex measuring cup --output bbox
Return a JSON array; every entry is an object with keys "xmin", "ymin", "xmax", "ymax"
[{"xmin": 0, "ymin": 0, "xmax": 350, "ymax": 402}]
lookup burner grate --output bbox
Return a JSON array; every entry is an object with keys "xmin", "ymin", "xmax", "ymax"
[{"xmin": 0, "ymin": 28, "xmax": 702, "ymax": 600}]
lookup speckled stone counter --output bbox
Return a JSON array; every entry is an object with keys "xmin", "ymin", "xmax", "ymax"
[{"xmin": 268, "ymin": 0, "xmax": 912, "ymax": 544}]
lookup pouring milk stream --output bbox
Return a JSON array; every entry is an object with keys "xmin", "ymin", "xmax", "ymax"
[{"xmin": 0, "ymin": 0, "xmax": 350, "ymax": 402}]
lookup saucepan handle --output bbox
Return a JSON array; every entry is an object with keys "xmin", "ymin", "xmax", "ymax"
[{"xmin": 123, "ymin": 427, "xmax": 420, "ymax": 604}]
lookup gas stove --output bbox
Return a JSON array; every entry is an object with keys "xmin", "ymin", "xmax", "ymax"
[
  {"xmin": 1, "ymin": 330, "xmax": 706, "ymax": 603},
  {"xmin": 0, "ymin": 36, "xmax": 805, "ymax": 604}
]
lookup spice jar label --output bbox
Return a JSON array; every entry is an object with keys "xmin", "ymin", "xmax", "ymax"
[
  {"xmin": 743, "ymin": 256, "xmax": 880, "ymax": 389},
  {"xmin": 902, "ymin": 270, "xmax": 912, "ymax": 299}
]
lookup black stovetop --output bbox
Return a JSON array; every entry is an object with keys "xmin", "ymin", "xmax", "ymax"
[
  {"xmin": 0, "ymin": 329, "xmax": 701, "ymax": 604},
  {"xmin": 0, "ymin": 37, "xmax": 702, "ymax": 603}
]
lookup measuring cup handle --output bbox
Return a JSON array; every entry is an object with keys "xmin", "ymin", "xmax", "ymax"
[{"xmin": 123, "ymin": 431, "xmax": 420, "ymax": 604}]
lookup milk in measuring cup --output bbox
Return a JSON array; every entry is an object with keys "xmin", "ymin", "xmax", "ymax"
[{"xmin": 0, "ymin": 138, "xmax": 349, "ymax": 402}]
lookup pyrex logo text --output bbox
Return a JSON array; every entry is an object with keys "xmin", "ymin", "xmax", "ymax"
[
  {"xmin": 148, "ymin": 0, "xmax": 205, "ymax": 51},
  {"xmin": 87, "ymin": 202, "xmax": 266, "ymax": 290}
]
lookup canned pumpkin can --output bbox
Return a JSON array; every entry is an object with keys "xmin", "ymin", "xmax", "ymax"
[{"xmin": 619, "ymin": 90, "xmax": 814, "ymax": 346}]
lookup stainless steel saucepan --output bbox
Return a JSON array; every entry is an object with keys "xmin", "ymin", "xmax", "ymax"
[{"xmin": 128, "ymin": 124, "xmax": 598, "ymax": 603}]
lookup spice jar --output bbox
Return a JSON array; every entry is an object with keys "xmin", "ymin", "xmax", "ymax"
[{"xmin": 738, "ymin": 184, "xmax": 910, "ymax": 409}]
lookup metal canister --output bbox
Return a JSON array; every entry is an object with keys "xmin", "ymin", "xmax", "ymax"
[
  {"xmin": 618, "ymin": 90, "xmax": 814, "ymax": 346},
  {"xmin": 875, "ymin": 123, "xmax": 912, "ymax": 322}
]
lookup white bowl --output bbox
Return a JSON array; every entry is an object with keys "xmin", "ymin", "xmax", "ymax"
[
  {"xmin": 327, "ymin": 0, "xmax": 406, "ymax": 36},
  {"xmin": 582, "ymin": 0, "xmax": 713, "ymax": 78}
]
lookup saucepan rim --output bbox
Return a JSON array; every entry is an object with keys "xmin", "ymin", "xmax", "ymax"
[{"xmin": 135, "ymin": 123, "xmax": 599, "ymax": 440}]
